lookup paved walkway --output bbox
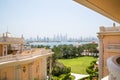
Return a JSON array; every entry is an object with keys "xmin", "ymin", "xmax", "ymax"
[
  {"xmin": 71, "ymin": 73, "xmax": 89, "ymax": 80},
  {"xmin": 101, "ymin": 76, "xmax": 108, "ymax": 80}
]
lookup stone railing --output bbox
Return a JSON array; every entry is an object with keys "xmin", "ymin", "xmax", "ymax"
[
  {"xmin": 106, "ymin": 44, "xmax": 120, "ymax": 52},
  {"xmin": 0, "ymin": 37, "xmax": 24, "ymax": 43},
  {"xmin": 10, "ymin": 47, "xmax": 20, "ymax": 50},
  {"xmin": 0, "ymin": 49, "xmax": 53, "ymax": 64},
  {"xmin": 107, "ymin": 55, "xmax": 120, "ymax": 80},
  {"xmin": 100, "ymin": 26, "xmax": 120, "ymax": 32}
]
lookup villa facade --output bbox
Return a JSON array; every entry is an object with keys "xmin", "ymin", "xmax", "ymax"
[
  {"xmin": 0, "ymin": 32, "xmax": 53, "ymax": 80},
  {"xmin": 98, "ymin": 26, "xmax": 120, "ymax": 79}
]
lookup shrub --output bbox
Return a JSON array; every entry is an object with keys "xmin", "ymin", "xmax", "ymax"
[
  {"xmin": 52, "ymin": 76, "xmax": 59, "ymax": 80},
  {"xmin": 86, "ymin": 60, "xmax": 98, "ymax": 80},
  {"xmin": 52, "ymin": 74, "xmax": 72, "ymax": 80},
  {"xmin": 52, "ymin": 61, "xmax": 71, "ymax": 80},
  {"xmin": 52, "ymin": 62, "xmax": 71, "ymax": 76}
]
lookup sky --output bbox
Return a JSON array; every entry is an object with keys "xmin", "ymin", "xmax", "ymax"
[{"xmin": 0, "ymin": 0, "xmax": 119, "ymax": 39}]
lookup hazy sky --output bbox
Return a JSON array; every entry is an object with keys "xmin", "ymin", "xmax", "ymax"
[{"xmin": 0, "ymin": 0, "xmax": 119, "ymax": 39}]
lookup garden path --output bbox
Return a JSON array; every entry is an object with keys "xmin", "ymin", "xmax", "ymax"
[{"xmin": 71, "ymin": 73, "xmax": 89, "ymax": 80}]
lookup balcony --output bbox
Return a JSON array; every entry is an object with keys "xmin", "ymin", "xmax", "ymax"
[
  {"xmin": 0, "ymin": 48, "xmax": 53, "ymax": 65},
  {"xmin": 107, "ymin": 55, "xmax": 120, "ymax": 80}
]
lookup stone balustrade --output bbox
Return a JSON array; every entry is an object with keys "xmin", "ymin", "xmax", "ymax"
[
  {"xmin": 100, "ymin": 26, "xmax": 120, "ymax": 32},
  {"xmin": 0, "ymin": 37, "xmax": 24, "ymax": 43},
  {"xmin": 0, "ymin": 49, "xmax": 53, "ymax": 64},
  {"xmin": 107, "ymin": 55, "xmax": 120, "ymax": 80}
]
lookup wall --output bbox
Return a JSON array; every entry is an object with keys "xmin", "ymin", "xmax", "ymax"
[
  {"xmin": 0, "ymin": 57, "xmax": 47, "ymax": 80},
  {"xmin": 0, "ymin": 66, "xmax": 14, "ymax": 80},
  {"xmin": 33, "ymin": 58, "xmax": 42, "ymax": 80},
  {"xmin": 102, "ymin": 35, "xmax": 120, "ymax": 77}
]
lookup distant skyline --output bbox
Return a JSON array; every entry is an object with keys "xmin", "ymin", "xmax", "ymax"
[
  {"xmin": 26, "ymin": 33, "xmax": 97, "ymax": 42},
  {"xmin": 0, "ymin": 0, "xmax": 119, "ymax": 39}
]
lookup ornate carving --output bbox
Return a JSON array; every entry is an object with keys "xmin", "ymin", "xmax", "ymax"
[
  {"xmin": 16, "ymin": 65, "xmax": 21, "ymax": 69},
  {"xmin": 97, "ymin": 35, "xmax": 104, "ymax": 40},
  {"xmin": 29, "ymin": 62, "xmax": 34, "ymax": 65}
]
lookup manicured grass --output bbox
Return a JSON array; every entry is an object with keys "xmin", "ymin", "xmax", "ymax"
[{"xmin": 58, "ymin": 56, "xmax": 97, "ymax": 74}]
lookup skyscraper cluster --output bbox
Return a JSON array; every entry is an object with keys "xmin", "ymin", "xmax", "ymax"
[{"xmin": 26, "ymin": 34, "xmax": 98, "ymax": 42}]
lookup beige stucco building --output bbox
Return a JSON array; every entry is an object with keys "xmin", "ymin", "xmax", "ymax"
[
  {"xmin": 74, "ymin": 0, "xmax": 120, "ymax": 80},
  {"xmin": 0, "ymin": 32, "xmax": 53, "ymax": 80},
  {"xmin": 98, "ymin": 26, "xmax": 120, "ymax": 80}
]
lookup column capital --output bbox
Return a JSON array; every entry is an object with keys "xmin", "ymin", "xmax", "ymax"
[
  {"xmin": 97, "ymin": 35, "xmax": 104, "ymax": 40},
  {"xmin": 29, "ymin": 62, "xmax": 34, "ymax": 65},
  {"xmin": 16, "ymin": 65, "xmax": 21, "ymax": 69},
  {"xmin": 47, "ymin": 57, "xmax": 52, "ymax": 59}
]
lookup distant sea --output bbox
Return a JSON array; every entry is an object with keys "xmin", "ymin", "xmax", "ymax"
[{"xmin": 29, "ymin": 41, "xmax": 93, "ymax": 48}]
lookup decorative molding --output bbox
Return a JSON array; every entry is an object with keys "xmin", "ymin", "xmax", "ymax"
[
  {"xmin": 106, "ymin": 44, "xmax": 120, "ymax": 52},
  {"xmin": 97, "ymin": 35, "xmax": 104, "ymax": 40},
  {"xmin": 16, "ymin": 65, "xmax": 21, "ymax": 69}
]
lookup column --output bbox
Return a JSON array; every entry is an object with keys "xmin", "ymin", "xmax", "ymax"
[
  {"xmin": 2, "ymin": 45, "xmax": 4, "ymax": 56},
  {"xmin": 29, "ymin": 62, "xmax": 34, "ymax": 80},
  {"xmin": 2, "ymin": 45, "xmax": 7, "ymax": 56},
  {"xmin": 49, "ymin": 57, "xmax": 52, "ymax": 80},
  {"xmin": 5, "ymin": 45, "xmax": 7, "ymax": 56},
  {"xmin": 98, "ymin": 35, "xmax": 104, "ymax": 80},
  {"xmin": 42, "ymin": 57, "xmax": 47, "ymax": 80},
  {"xmin": 15, "ymin": 65, "xmax": 21, "ymax": 80},
  {"xmin": 20, "ymin": 44, "xmax": 23, "ymax": 53}
]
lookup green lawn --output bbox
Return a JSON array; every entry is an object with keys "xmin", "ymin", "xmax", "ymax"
[{"xmin": 58, "ymin": 56, "xmax": 97, "ymax": 74}]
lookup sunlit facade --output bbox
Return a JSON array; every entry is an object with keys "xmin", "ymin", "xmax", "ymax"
[
  {"xmin": 74, "ymin": 0, "xmax": 120, "ymax": 80},
  {"xmin": 98, "ymin": 26, "xmax": 120, "ymax": 80},
  {"xmin": 0, "ymin": 32, "xmax": 53, "ymax": 80}
]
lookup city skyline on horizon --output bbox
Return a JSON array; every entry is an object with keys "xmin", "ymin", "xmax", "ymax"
[
  {"xmin": 0, "ymin": 0, "xmax": 119, "ymax": 38},
  {"xmin": 26, "ymin": 33, "xmax": 97, "ymax": 41}
]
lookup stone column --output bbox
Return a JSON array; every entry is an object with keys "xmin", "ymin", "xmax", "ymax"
[
  {"xmin": 2, "ymin": 45, "xmax": 7, "ymax": 56},
  {"xmin": 2, "ymin": 45, "xmax": 4, "ymax": 56},
  {"xmin": 20, "ymin": 44, "xmax": 23, "ymax": 53},
  {"xmin": 49, "ymin": 57, "xmax": 52, "ymax": 80},
  {"xmin": 15, "ymin": 65, "xmax": 21, "ymax": 80},
  {"xmin": 98, "ymin": 35, "xmax": 104, "ymax": 80},
  {"xmin": 5, "ymin": 45, "xmax": 7, "ymax": 56},
  {"xmin": 42, "ymin": 57, "xmax": 47, "ymax": 80},
  {"xmin": 29, "ymin": 62, "xmax": 34, "ymax": 80}
]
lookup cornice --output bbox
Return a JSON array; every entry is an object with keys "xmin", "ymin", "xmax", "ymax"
[{"xmin": 97, "ymin": 32, "xmax": 120, "ymax": 36}]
